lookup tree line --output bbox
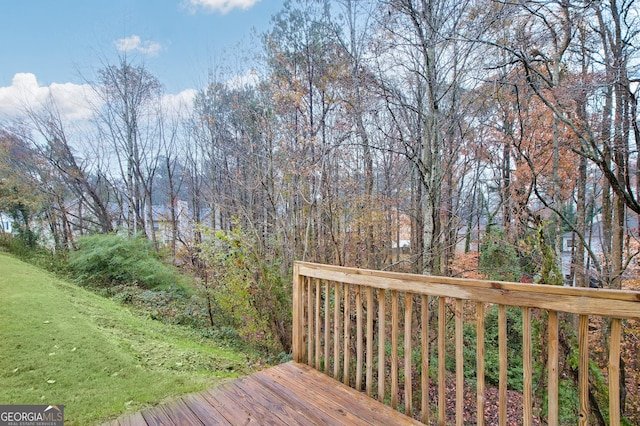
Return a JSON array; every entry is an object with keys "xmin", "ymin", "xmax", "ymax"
[{"xmin": 1, "ymin": 0, "xmax": 639, "ymax": 288}]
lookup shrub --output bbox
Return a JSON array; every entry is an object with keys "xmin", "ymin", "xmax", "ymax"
[
  {"xmin": 68, "ymin": 233, "xmax": 188, "ymax": 291},
  {"xmin": 479, "ymin": 227, "xmax": 522, "ymax": 282},
  {"xmin": 194, "ymin": 226, "xmax": 292, "ymax": 354}
]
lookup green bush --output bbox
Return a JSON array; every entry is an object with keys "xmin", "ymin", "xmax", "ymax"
[
  {"xmin": 0, "ymin": 233, "xmax": 69, "ymax": 274},
  {"xmin": 479, "ymin": 227, "xmax": 522, "ymax": 282},
  {"xmin": 195, "ymin": 226, "xmax": 292, "ymax": 354},
  {"xmin": 68, "ymin": 233, "xmax": 188, "ymax": 291}
]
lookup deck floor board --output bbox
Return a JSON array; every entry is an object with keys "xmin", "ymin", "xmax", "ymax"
[{"xmin": 104, "ymin": 362, "xmax": 421, "ymax": 425}]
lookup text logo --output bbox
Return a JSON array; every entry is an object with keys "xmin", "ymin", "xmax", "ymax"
[{"xmin": 0, "ymin": 405, "xmax": 64, "ymax": 426}]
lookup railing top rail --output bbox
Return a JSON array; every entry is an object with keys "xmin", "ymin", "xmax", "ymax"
[{"xmin": 295, "ymin": 261, "xmax": 640, "ymax": 319}]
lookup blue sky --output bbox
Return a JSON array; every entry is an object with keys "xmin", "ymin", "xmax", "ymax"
[{"xmin": 0, "ymin": 0, "xmax": 283, "ymax": 118}]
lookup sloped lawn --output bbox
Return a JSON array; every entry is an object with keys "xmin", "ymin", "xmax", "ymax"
[{"xmin": 0, "ymin": 253, "xmax": 249, "ymax": 425}]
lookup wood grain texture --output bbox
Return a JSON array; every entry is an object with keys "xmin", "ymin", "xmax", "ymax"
[
  {"xmin": 522, "ymin": 307, "xmax": 532, "ymax": 426},
  {"xmin": 438, "ymin": 296, "xmax": 446, "ymax": 426},
  {"xmin": 421, "ymin": 294, "xmax": 430, "ymax": 425},
  {"xmin": 391, "ymin": 289, "xmax": 399, "ymax": 409},
  {"xmin": 315, "ymin": 278, "xmax": 321, "ymax": 370},
  {"xmin": 307, "ymin": 276, "xmax": 314, "ymax": 366},
  {"xmin": 366, "ymin": 286, "xmax": 374, "ymax": 396},
  {"xmin": 294, "ymin": 261, "xmax": 639, "ymax": 426},
  {"xmin": 333, "ymin": 281, "xmax": 341, "ymax": 379},
  {"xmin": 107, "ymin": 362, "xmax": 421, "ymax": 426},
  {"xmin": 405, "ymin": 293, "xmax": 413, "ymax": 416},
  {"xmin": 377, "ymin": 288, "xmax": 386, "ymax": 403},
  {"xmin": 356, "ymin": 285, "xmax": 363, "ymax": 391},
  {"xmin": 578, "ymin": 315, "xmax": 589, "ymax": 426},
  {"xmin": 498, "ymin": 304, "xmax": 507, "ymax": 426},
  {"xmin": 343, "ymin": 284, "xmax": 351, "ymax": 386},
  {"xmin": 161, "ymin": 398, "xmax": 204, "ymax": 425},
  {"xmin": 455, "ymin": 298, "xmax": 463, "ymax": 426},
  {"xmin": 324, "ymin": 280, "xmax": 330, "ymax": 375},
  {"xmin": 476, "ymin": 302, "xmax": 485, "ymax": 426},
  {"xmin": 116, "ymin": 411, "xmax": 147, "ymax": 426},
  {"xmin": 296, "ymin": 262, "xmax": 640, "ymax": 318},
  {"xmin": 548, "ymin": 310, "xmax": 559, "ymax": 425},
  {"xmin": 609, "ymin": 318, "xmax": 622, "ymax": 426}
]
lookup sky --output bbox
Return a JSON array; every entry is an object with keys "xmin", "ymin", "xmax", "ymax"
[{"xmin": 0, "ymin": 0, "xmax": 284, "ymax": 120}]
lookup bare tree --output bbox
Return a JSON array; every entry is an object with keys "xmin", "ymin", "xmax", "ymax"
[{"xmin": 93, "ymin": 56, "xmax": 163, "ymax": 237}]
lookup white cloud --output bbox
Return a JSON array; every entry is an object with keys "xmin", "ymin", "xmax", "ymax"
[
  {"xmin": 114, "ymin": 35, "xmax": 162, "ymax": 56},
  {"xmin": 225, "ymin": 69, "xmax": 259, "ymax": 90},
  {"xmin": 0, "ymin": 73, "xmax": 199, "ymax": 124},
  {"xmin": 0, "ymin": 73, "xmax": 99, "ymax": 121},
  {"xmin": 161, "ymin": 89, "xmax": 197, "ymax": 116},
  {"xmin": 184, "ymin": 0, "xmax": 261, "ymax": 14}
]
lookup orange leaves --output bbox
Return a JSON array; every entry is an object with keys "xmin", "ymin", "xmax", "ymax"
[
  {"xmin": 483, "ymin": 70, "xmax": 582, "ymax": 208},
  {"xmin": 448, "ymin": 250, "xmax": 482, "ymax": 279}
]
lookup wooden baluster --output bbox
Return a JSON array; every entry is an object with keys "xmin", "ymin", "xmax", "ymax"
[
  {"xmin": 307, "ymin": 276, "xmax": 313, "ymax": 366},
  {"xmin": 609, "ymin": 318, "xmax": 622, "ymax": 426},
  {"xmin": 438, "ymin": 297, "xmax": 445, "ymax": 425},
  {"xmin": 405, "ymin": 293, "xmax": 413, "ymax": 416},
  {"xmin": 548, "ymin": 310, "xmax": 559, "ymax": 425},
  {"xmin": 391, "ymin": 290, "xmax": 399, "ymax": 409},
  {"xmin": 476, "ymin": 302, "xmax": 485, "ymax": 426},
  {"xmin": 578, "ymin": 315, "xmax": 589, "ymax": 426},
  {"xmin": 333, "ymin": 281, "xmax": 341, "ymax": 379},
  {"xmin": 421, "ymin": 294, "xmax": 430, "ymax": 425},
  {"xmin": 343, "ymin": 284, "xmax": 351, "ymax": 386},
  {"xmin": 523, "ymin": 307, "xmax": 532, "ymax": 426},
  {"xmin": 378, "ymin": 288, "xmax": 386, "ymax": 403},
  {"xmin": 324, "ymin": 280, "xmax": 330, "ymax": 375},
  {"xmin": 356, "ymin": 285, "xmax": 363, "ymax": 391},
  {"xmin": 366, "ymin": 286, "xmax": 374, "ymax": 397},
  {"xmin": 315, "ymin": 278, "xmax": 321, "ymax": 370},
  {"xmin": 455, "ymin": 299, "xmax": 463, "ymax": 426},
  {"xmin": 498, "ymin": 304, "xmax": 507, "ymax": 426}
]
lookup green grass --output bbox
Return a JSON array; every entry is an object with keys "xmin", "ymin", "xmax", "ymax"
[{"xmin": 0, "ymin": 253, "xmax": 250, "ymax": 425}]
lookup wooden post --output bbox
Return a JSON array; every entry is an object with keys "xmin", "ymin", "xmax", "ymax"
[{"xmin": 292, "ymin": 263, "xmax": 305, "ymax": 363}]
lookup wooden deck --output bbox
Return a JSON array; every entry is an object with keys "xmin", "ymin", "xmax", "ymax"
[{"xmin": 103, "ymin": 361, "xmax": 422, "ymax": 425}]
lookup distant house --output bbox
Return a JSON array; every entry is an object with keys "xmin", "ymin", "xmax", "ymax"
[
  {"xmin": 148, "ymin": 199, "xmax": 191, "ymax": 246},
  {"xmin": 390, "ymin": 213, "xmax": 412, "ymax": 256},
  {"xmin": 0, "ymin": 212, "xmax": 12, "ymax": 234}
]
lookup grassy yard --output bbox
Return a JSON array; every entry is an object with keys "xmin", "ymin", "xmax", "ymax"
[{"xmin": 0, "ymin": 253, "xmax": 250, "ymax": 425}]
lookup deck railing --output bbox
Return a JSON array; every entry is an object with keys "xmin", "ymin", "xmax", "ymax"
[{"xmin": 292, "ymin": 261, "xmax": 640, "ymax": 426}]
